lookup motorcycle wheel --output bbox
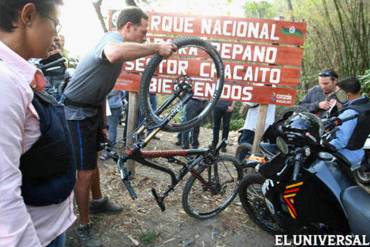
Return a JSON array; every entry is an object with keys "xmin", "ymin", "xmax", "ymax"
[{"xmin": 238, "ymin": 174, "xmax": 285, "ymax": 235}]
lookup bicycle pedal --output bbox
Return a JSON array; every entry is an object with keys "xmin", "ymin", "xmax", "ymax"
[{"xmin": 151, "ymin": 188, "xmax": 166, "ymax": 211}]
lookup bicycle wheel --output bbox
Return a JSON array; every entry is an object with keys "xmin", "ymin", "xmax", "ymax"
[
  {"xmin": 139, "ymin": 37, "xmax": 224, "ymax": 132},
  {"xmin": 182, "ymin": 155, "xmax": 242, "ymax": 219},
  {"xmin": 238, "ymin": 174, "xmax": 285, "ymax": 234}
]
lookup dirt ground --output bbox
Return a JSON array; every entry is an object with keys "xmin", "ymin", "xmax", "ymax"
[{"xmin": 65, "ymin": 127, "xmax": 275, "ymax": 247}]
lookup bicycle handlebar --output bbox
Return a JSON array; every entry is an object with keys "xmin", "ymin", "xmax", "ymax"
[
  {"xmin": 118, "ymin": 157, "xmax": 137, "ymax": 200},
  {"xmin": 102, "ymin": 144, "xmax": 137, "ymax": 200}
]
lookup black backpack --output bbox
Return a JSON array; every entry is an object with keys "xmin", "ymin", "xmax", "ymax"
[{"xmin": 20, "ymin": 90, "xmax": 75, "ymax": 206}]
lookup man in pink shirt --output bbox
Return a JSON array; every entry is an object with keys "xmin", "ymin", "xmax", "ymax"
[{"xmin": 0, "ymin": 1, "xmax": 75, "ymax": 247}]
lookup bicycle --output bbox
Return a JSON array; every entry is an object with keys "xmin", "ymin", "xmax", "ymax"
[{"xmin": 105, "ymin": 37, "xmax": 242, "ymax": 219}]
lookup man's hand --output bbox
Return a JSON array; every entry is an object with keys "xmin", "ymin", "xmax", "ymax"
[
  {"xmin": 157, "ymin": 43, "xmax": 177, "ymax": 57},
  {"xmin": 329, "ymin": 99, "xmax": 337, "ymax": 107},
  {"xmin": 227, "ymin": 105, "xmax": 234, "ymax": 112},
  {"xmin": 319, "ymin": 100, "xmax": 331, "ymax": 110}
]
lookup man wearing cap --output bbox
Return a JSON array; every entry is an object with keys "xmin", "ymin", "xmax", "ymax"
[{"xmin": 299, "ymin": 69, "xmax": 339, "ymax": 118}]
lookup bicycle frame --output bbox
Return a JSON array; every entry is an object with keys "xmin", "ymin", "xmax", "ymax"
[
  {"xmin": 107, "ymin": 137, "xmax": 226, "ymax": 211},
  {"xmin": 106, "ymin": 78, "xmax": 226, "ymax": 211}
]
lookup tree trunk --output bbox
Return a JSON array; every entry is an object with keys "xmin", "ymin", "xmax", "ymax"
[{"xmin": 92, "ymin": 0, "xmax": 108, "ymax": 33}]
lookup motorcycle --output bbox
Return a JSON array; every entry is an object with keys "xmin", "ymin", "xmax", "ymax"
[
  {"xmin": 236, "ymin": 104, "xmax": 370, "ymax": 185},
  {"xmin": 238, "ymin": 111, "xmax": 370, "ymax": 238}
]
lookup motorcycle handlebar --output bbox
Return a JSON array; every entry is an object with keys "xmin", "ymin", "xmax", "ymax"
[
  {"xmin": 292, "ymin": 148, "xmax": 304, "ymax": 181},
  {"xmin": 322, "ymin": 114, "xmax": 359, "ymax": 130}
]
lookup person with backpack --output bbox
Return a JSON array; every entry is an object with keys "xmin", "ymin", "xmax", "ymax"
[
  {"xmin": 328, "ymin": 77, "xmax": 370, "ymax": 167},
  {"xmin": 0, "ymin": 1, "xmax": 75, "ymax": 247},
  {"xmin": 62, "ymin": 7, "xmax": 176, "ymax": 246}
]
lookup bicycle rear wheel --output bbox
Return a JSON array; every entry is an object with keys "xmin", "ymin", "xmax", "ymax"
[
  {"xmin": 139, "ymin": 37, "xmax": 224, "ymax": 132},
  {"xmin": 181, "ymin": 155, "xmax": 242, "ymax": 219}
]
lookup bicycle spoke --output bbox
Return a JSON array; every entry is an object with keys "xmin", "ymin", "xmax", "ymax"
[{"xmin": 182, "ymin": 156, "xmax": 241, "ymax": 219}]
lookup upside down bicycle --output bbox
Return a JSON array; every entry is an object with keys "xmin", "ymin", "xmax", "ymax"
[{"xmin": 106, "ymin": 37, "xmax": 242, "ymax": 219}]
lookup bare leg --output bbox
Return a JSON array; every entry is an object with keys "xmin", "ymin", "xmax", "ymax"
[
  {"xmin": 91, "ymin": 165, "xmax": 102, "ymax": 200},
  {"xmin": 76, "ymin": 169, "xmax": 95, "ymax": 225}
]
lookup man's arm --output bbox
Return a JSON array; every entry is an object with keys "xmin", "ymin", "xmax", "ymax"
[
  {"xmin": 0, "ymin": 80, "xmax": 41, "ymax": 246},
  {"xmin": 298, "ymin": 87, "xmax": 321, "ymax": 112},
  {"xmin": 227, "ymin": 101, "xmax": 236, "ymax": 112},
  {"xmin": 329, "ymin": 109, "xmax": 358, "ymax": 149},
  {"xmin": 103, "ymin": 42, "xmax": 177, "ymax": 64}
]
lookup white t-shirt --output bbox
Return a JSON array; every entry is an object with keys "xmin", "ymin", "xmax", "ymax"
[{"xmin": 243, "ymin": 103, "xmax": 276, "ymax": 131}]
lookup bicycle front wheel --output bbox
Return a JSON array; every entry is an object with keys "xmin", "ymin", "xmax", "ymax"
[
  {"xmin": 182, "ymin": 155, "xmax": 242, "ymax": 219},
  {"xmin": 139, "ymin": 37, "xmax": 224, "ymax": 132}
]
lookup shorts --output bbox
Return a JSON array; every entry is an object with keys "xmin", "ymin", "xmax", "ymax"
[{"xmin": 68, "ymin": 114, "xmax": 105, "ymax": 170}]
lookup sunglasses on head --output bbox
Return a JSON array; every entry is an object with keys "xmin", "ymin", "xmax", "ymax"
[{"xmin": 319, "ymin": 70, "xmax": 338, "ymax": 78}]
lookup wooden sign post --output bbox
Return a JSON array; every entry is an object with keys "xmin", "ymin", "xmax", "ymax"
[
  {"xmin": 252, "ymin": 104, "xmax": 268, "ymax": 154},
  {"xmin": 126, "ymin": 92, "xmax": 139, "ymax": 174}
]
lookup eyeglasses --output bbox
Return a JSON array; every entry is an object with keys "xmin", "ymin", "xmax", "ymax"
[{"xmin": 45, "ymin": 16, "xmax": 62, "ymax": 33}]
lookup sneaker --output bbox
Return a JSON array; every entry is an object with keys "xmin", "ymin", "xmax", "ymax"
[
  {"xmin": 76, "ymin": 223, "xmax": 102, "ymax": 247},
  {"xmin": 89, "ymin": 197, "xmax": 123, "ymax": 215}
]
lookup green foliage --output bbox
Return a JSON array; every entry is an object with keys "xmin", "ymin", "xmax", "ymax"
[
  {"xmin": 139, "ymin": 230, "xmax": 157, "ymax": 245},
  {"xmin": 229, "ymin": 102, "xmax": 245, "ymax": 130},
  {"xmin": 295, "ymin": 0, "xmax": 368, "ymax": 77},
  {"xmin": 244, "ymin": 1, "xmax": 277, "ymax": 19},
  {"xmin": 359, "ymin": 69, "xmax": 370, "ymax": 95},
  {"xmin": 229, "ymin": 118, "xmax": 244, "ymax": 131}
]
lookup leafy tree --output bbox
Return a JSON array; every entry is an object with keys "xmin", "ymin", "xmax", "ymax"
[
  {"xmin": 274, "ymin": 0, "xmax": 369, "ymax": 83},
  {"xmin": 244, "ymin": 1, "xmax": 277, "ymax": 19}
]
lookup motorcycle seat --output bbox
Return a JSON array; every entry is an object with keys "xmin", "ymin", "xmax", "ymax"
[
  {"xmin": 341, "ymin": 186, "xmax": 370, "ymax": 237},
  {"xmin": 259, "ymin": 143, "xmax": 278, "ymax": 156}
]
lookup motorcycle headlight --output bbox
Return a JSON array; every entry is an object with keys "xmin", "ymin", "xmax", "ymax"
[{"xmin": 276, "ymin": 136, "xmax": 289, "ymax": 154}]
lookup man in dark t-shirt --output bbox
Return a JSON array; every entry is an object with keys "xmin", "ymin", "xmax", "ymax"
[
  {"xmin": 63, "ymin": 7, "xmax": 176, "ymax": 247},
  {"xmin": 298, "ymin": 69, "xmax": 338, "ymax": 118}
]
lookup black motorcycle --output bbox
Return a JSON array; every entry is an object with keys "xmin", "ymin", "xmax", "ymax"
[{"xmin": 238, "ymin": 112, "xmax": 370, "ymax": 238}]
